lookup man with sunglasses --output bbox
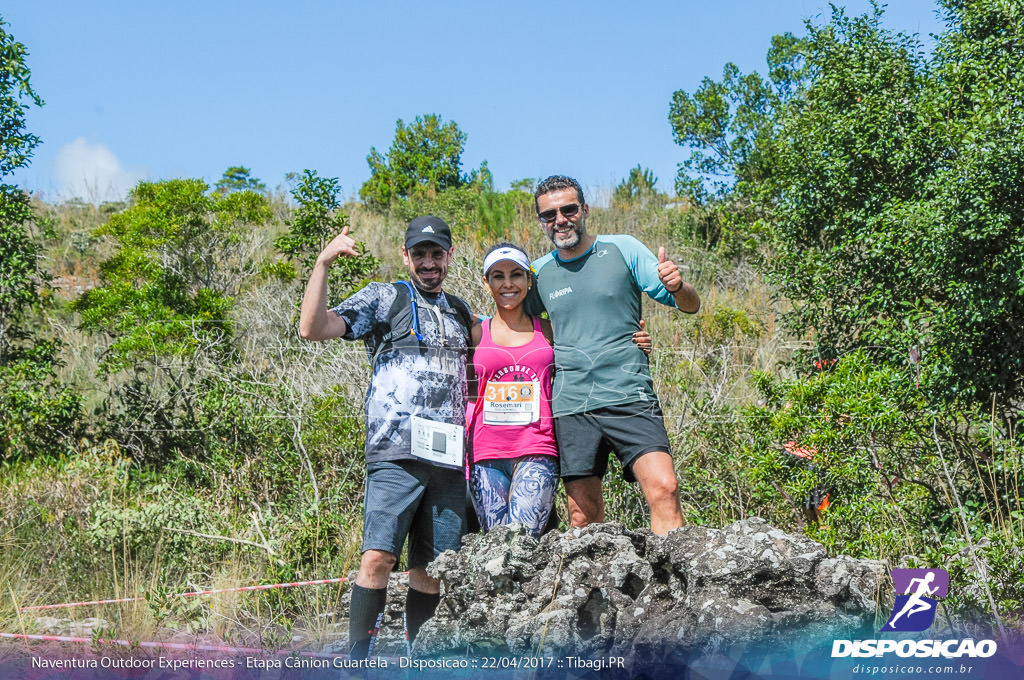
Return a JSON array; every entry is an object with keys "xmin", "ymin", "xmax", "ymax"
[
  {"xmin": 300, "ymin": 216, "xmax": 475, "ymax": 658},
  {"xmin": 530, "ymin": 175, "xmax": 700, "ymax": 535}
]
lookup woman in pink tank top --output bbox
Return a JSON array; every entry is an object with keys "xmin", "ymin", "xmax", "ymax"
[{"xmin": 468, "ymin": 243, "xmax": 651, "ymax": 537}]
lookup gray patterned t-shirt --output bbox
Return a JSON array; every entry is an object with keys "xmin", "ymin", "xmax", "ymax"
[{"xmin": 332, "ymin": 282, "xmax": 470, "ymax": 465}]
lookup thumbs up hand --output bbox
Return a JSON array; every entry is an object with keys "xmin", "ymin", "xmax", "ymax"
[{"xmin": 657, "ymin": 247, "xmax": 682, "ymax": 294}]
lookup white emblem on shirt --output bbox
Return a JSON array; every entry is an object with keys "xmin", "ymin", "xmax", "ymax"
[{"xmin": 549, "ymin": 286, "xmax": 573, "ymax": 300}]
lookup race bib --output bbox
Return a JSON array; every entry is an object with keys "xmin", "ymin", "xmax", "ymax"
[
  {"xmin": 410, "ymin": 415, "xmax": 464, "ymax": 467},
  {"xmin": 482, "ymin": 380, "xmax": 540, "ymax": 426}
]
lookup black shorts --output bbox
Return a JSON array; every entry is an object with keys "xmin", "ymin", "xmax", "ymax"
[
  {"xmin": 361, "ymin": 460, "xmax": 466, "ymax": 568},
  {"xmin": 554, "ymin": 401, "xmax": 671, "ymax": 483}
]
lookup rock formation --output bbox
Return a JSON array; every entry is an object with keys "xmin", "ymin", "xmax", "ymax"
[{"xmin": 415, "ymin": 518, "xmax": 885, "ymax": 660}]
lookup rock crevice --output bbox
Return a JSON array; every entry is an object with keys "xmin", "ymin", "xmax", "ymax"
[{"xmin": 416, "ymin": 518, "xmax": 885, "ymax": 658}]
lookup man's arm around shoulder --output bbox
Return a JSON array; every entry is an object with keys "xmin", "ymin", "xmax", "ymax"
[{"xmin": 299, "ymin": 228, "xmax": 359, "ymax": 341}]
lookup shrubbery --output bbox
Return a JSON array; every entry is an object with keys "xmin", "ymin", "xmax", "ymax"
[
  {"xmin": 738, "ymin": 351, "xmax": 1022, "ymax": 617},
  {"xmin": 666, "ymin": 0, "xmax": 1024, "ymax": 620},
  {"xmin": 671, "ymin": 2, "xmax": 1024, "ymax": 412}
]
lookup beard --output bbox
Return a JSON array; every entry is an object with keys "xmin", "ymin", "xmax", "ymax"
[
  {"xmin": 410, "ymin": 266, "xmax": 445, "ymax": 292},
  {"xmin": 549, "ymin": 218, "xmax": 586, "ymax": 251}
]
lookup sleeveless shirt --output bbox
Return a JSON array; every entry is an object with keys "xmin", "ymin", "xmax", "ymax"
[{"xmin": 469, "ymin": 317, "xmax": 557, "ymax": 461}]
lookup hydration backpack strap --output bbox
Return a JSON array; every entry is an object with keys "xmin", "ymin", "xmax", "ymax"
[
  {"xmin": 370, "ymin": 282, "xmax": 473, "ymax": 368},
  {"xmin": 368, "ymin": 282, "xmax": 416, "ymax": 368},
  {"xmin": 445, "ymin": 293, "xmax": 474, "ymax": 344},
  {"xmin": 395, "ymin": 280, "xmax": 424, "ymax": 341}
]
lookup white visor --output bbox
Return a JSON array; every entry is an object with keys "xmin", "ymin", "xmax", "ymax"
[{"xmin": 483, "ymin": 247, "xmax": 531, "ymax": 275}]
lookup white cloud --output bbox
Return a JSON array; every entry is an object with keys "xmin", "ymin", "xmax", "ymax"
[{"xmin": 55, "ymin": 138, "xmax": 143, "ymax": 203}]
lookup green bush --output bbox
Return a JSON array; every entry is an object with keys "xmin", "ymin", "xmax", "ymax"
[
  {"xmin": 0, "ymin": 340, "xmax": 82, "ymax": 461},
  {"xmin": 74, "ymin": 179, "xmax": 275, "ymax": 463},
  {"xmin": 737, "ymin": 351, "xmax": 1023, "ymax": 613},
  {"xmin": 275, "ymin": 169, "xmax": 378, "ymax": 297},
  {"xmin": 85, "ymin": 482, "xmax": 227, "ymax": 572},
  {"xmin": 390, "ymin": 184, "xmax": 481, "ymax": 239}
]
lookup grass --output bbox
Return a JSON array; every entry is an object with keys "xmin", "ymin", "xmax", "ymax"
[{"xmin": 0, "ymin": 445, "xmax": 366, "ymax": 650}]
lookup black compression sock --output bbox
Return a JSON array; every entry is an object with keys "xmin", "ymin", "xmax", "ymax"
[
  {"xmin": 349, "ymin": 584, "xmax": 387, "ymax": 659},
  {"xmin": 405, "ymin": 588, "xmax": 441, "ymax": 642}
]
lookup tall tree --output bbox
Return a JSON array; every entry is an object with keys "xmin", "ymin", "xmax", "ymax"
[
  {"xmin": 359, "ymin": 114, "xmax": 467, "ymax": 212},
  {"xmin": 214, "ymin": 165, "xmax": 267, "ymax": 195},
  {"xmin": 0, "ymin": 17, "xmax": 42, "ymax": 181},
  {"xmin": 612, "ymin": 165, "xmax": 665, "ymax": 210},
  {"xmin": 0, "ymin": 16, "xmax": 80, "ymax": 460},
  {"xmin": 0, "ymin": 16, "xmax": 44, "ymax": 358}
]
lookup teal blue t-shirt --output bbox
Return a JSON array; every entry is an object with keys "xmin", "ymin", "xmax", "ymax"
[{"xmin": 531, "ymin": 235, "xmax": 677, "ymax": 417}]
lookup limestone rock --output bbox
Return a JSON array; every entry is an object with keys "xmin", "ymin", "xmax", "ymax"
[
  {"xmin": 33, "ymin": 616, "xmax": 111, "ymax": 638},
  {"xmin": 415, "ymin": 518, "xmax": 885, "ymax": 658}
]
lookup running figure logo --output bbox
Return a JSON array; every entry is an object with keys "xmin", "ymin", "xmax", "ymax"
[{"xmin": 881, "ymin": 568, "xmax": 949, "ymax": 632}]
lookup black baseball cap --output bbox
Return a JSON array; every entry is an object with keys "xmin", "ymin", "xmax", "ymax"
[{"xmin": 405, "ymin": 216, "xmax": 452, "ymax": 250}]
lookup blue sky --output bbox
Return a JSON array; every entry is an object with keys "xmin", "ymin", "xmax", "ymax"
[{"xmin": 4, "ymin": 2, "xmax": 943, "ymax": 204}]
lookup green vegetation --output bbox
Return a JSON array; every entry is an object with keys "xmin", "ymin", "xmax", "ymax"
[
  {"xmin": 359, "ymin": 113, "xmax": 468, "ymax": 211},
  {"xmin": 72, "ymin": 178, "xmax": 272, "ymax": 463},
  {"xmin": 0, "ymin": 19, "xmax": 81, "ymax": 462},
  {"xmin": 612, "ymin": 165, "xmax": 665, "ymax": 210},
  {"xmin": 359, "ymin": 115, "xmax": 534, "ymax": 248},
  {"xmin": 671, "ymin": 1, "xmax": 1024, "ymax": 411},
  {"xmin": 276, "ymin": 169, "xmax": 378, "ymax": 294},
  {"xmin": 214, "ymin": 165, "xmax": 267, "ymax": 196},
  {"xmin": 1, "ymin": 1, "xmax": 1021, "ymax": 647}
]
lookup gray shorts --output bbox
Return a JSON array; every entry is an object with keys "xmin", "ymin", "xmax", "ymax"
[
  {"xmin": 362, "ymin": 460, "xmax": 466, "ymax": 568},
  {"xmin": 554, "ymin": 401, "xmax": 671, "ymax": 483}
]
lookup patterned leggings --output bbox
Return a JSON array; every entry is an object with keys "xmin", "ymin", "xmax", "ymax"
[{"xmin": 470, "ymin": 455, "xmax": 558, "ymax": 538}]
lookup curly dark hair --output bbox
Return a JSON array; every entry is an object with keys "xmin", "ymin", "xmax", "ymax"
[{"xmin": 534, "ymin": 175, "xmax": 585, "ymax": 213}]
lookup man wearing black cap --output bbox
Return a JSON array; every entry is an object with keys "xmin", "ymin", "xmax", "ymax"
[{"xmin": 300, "ymin": 215, "xmax": 475, "ymax": 658}]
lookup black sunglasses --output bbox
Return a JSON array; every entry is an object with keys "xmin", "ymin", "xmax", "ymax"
[{"xmin": 538, "ymin": 203, "xmax": 581, "ymax": 223}]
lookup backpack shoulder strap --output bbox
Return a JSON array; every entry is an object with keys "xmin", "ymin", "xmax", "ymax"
[
  {"xmin": 372, "ymin": 283, "xmax": 472, "ymax": 366},
  {"xmin": 444, "ymin": 292, "xmax": 474, "ymax": 340},
  {"xmin": 390, "ymin": 280, "xmax": 422, "ymax": 341},
  {"xmin": 368, "ymin": 281, "xmax": 416, "ymax": 367}
]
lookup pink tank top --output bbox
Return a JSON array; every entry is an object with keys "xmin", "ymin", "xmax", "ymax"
[{"xmin": 470, "ymin": 317, "xmax": 557, "ymax": 461}]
